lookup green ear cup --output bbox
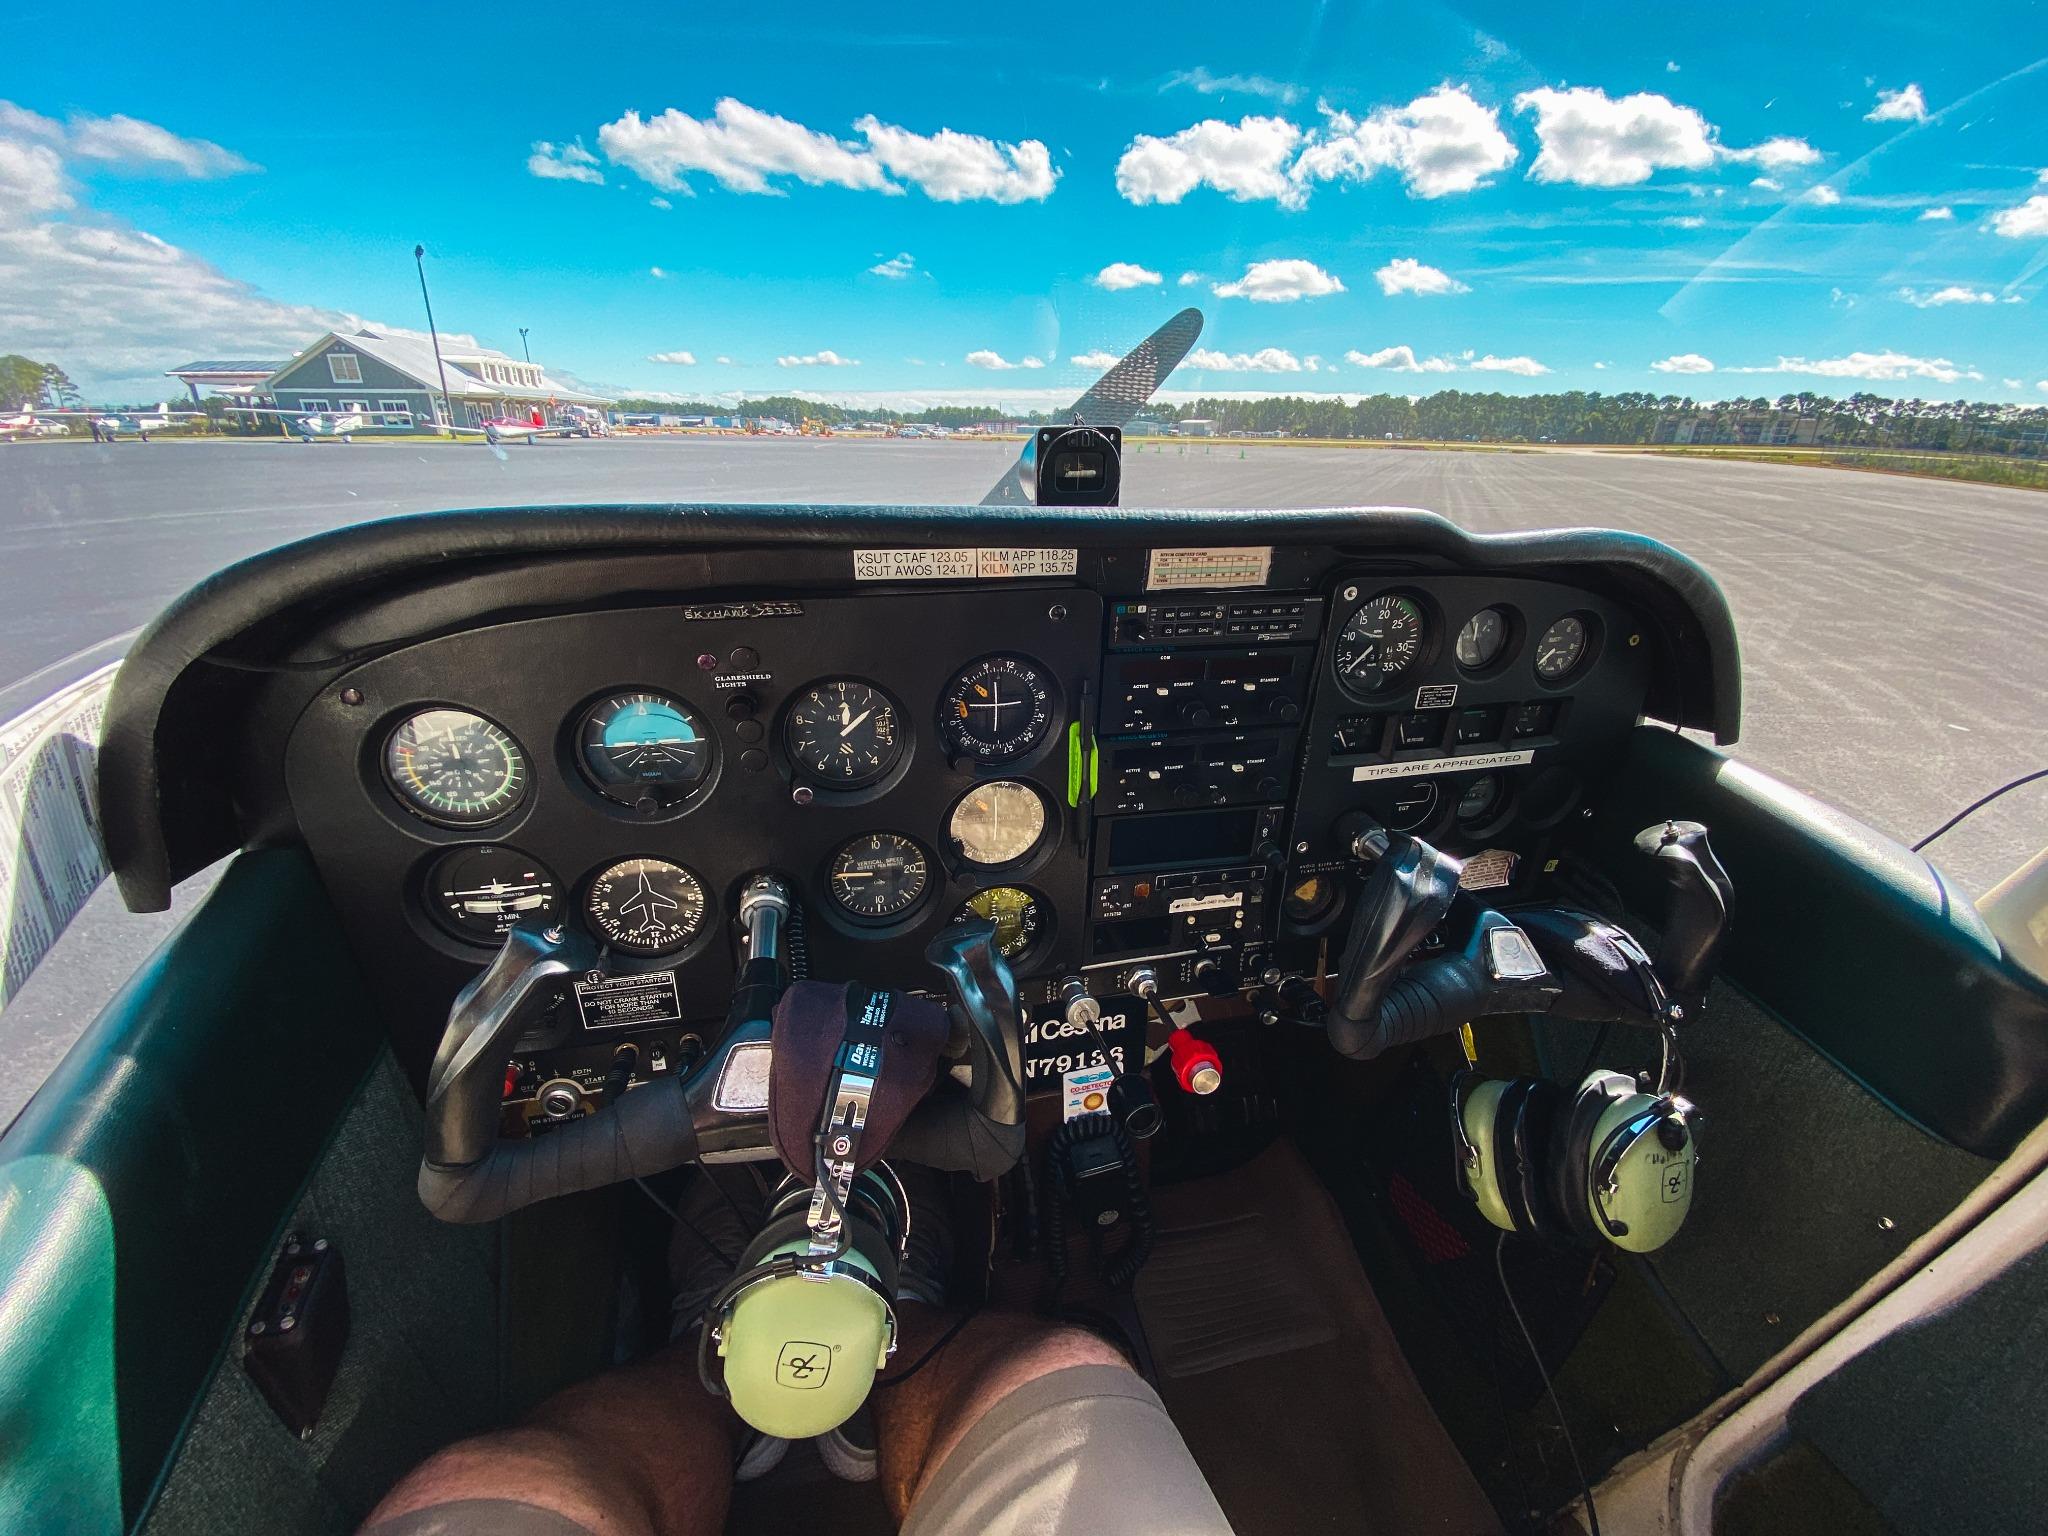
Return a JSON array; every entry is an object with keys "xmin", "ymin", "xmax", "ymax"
[
  {"xmin": 719, "ymin": 1235, "xmax": 895, "ymax": 1440},
  {"xmin": 1460, "ymin": 1078, "xmax": 1518, "ymax": 1233},
  {"xmin": 1585, "ymin": 1091, "xmax": 1696, "ymax": 1254}
]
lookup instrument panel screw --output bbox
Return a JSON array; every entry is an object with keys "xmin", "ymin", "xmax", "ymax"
[
  {"xmin": 339, "ymin": 687, "xmax": 364, "ymax": 706},
  {"xmin": 792, "ymin": 785, "xmax": 814, "ymax": 807},
  {"xmin": 1341, "ymin": 585, "xmax": 1358, "ymax": 602},
  {"xmin": 250, "ymin": 1320, "xmax": 267, "ymax": 1335},
  {"xmin": 542, "ymin": 926, "xmax": 564, "ymax": 944},
  {"xmin": 312, "ymin": 1238, "xmax": 328, "ymax": 1252},
  {"xmin": 1763, "ymin": 1311, "xmax": 1781, "ymax": 1326},
  {"xmin": 1877, "ymin": 1216, "xmax": 1896, "ymax": 1232},
  {"xmin": 1629, "ymin": 634, "xmax": 1642, "ymax": 647},
  {"xmin": 1295, "ymin": 840, "xmax": 1309, "ymax": 853},
  {"xmin": 1048, "ymin": 604, "xmax": 1068, "ymax": 622}
]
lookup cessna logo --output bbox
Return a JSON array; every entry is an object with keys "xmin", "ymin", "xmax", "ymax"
[{"xmin": 777, "ymin": 1341, "xmax": 832, "ymax": 1389}]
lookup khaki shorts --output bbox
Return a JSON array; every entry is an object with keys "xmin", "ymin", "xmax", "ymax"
[{"xmin": 364, "ymin": 1364, "xmax": 1232, "ymax": 1536}]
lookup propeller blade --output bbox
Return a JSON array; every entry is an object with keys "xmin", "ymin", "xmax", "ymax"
[{"xmin": 977, "ymin": 307, "xmax": 1203, "ymax": 507}]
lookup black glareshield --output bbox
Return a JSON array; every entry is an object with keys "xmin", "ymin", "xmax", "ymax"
[{"xmin": 1032, "ymin": 425, "xmax": 1123, "ymax": 506}]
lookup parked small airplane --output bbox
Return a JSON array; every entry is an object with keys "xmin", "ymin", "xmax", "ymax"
[
  {"xmin": 36, "ymin": 402, "xmax": 208, "ymax": 441},
  {"xmin": 0, "ymin": 406, "xmax": 73, "ymax": 440},
  {"xmin": 437, "ymin": 404, "xmax": 611, "ymax": 445},
  {"xmin": 227, "ymin": 404, "xmax": 379, "ymax": 442}
]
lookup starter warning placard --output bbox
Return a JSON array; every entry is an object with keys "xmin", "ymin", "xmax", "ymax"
[{"xmin": 575, "ymin": 970, "xmax": 684, "ymax": 1031}]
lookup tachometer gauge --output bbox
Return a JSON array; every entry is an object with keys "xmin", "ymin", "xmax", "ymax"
[
  {"xmin": 952, "ymin": 885, "xmax": 1046, "ymax": 962},
  {"xmin": 785, "ymin": 679, "xmax": 902, "ymax": 786},
  {"xmin": 1534, "ymin": 615, "xmax": 1591, "ymax": 681},
  {"xmin": 384, "ymin": 708, "xmax": 529, "ymax": 826},
  {"xmin": 584, "ymin": 857, "xmax": 708, "ymax": 954},
  {"xmin": 1455, "ymin": 608, "xmax": 1510, "ymax": 671},
  {"xmin": 578, "ymin": 691, "xmax": 710, "ymax": 806},
  {"xmin": 947, "ymin": 781, "xmax": 1048, "ymax": 867},
  {"xmin": 829, "ymin": 833, "xmax": 931, "ymax": 920},
  {"xmin": 427, "ymin": 845, "xmax": 561, "ymax": 942},
  {"xmin": 938, "ymin": 655, "xmax": 1056, "ymax": 763},
  {"xmin": 1334, "ymin": 594, "xmax": 1427, "ymax": 696}
]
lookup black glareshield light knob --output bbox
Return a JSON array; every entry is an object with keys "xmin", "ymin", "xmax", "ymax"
[
  {"xmin": 925, "ymin": 921, "xmax": 1026, "ymax": 1132},
  {"xmin": 424, "ymin": 920, "xmax": 598, "ymax": 1168},
  {"xmin": 1631, "ymin": 821, "xmax": 1733, "ymax": 1003}
]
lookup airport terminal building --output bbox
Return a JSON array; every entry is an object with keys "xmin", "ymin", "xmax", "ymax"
[{"xmin": 258, "ymin": 330, "xmax": 610, "ymax": 430}]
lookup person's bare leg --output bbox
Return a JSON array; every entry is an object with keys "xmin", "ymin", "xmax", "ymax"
[
  {"xmin": 871, "ymin": 1308, "xmax": 1131, "ymax": 1520},
  {"xmin": 360, "ymin": 1344, "xmax": 737, "ymax": 1536}
]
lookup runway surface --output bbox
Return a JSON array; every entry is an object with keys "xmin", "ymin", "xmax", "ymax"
[{"xmin": 2, "ymin": 436, "xmax": 2041, "ymax": 1114}]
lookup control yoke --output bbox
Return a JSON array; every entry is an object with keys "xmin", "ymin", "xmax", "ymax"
[
  {"xmin": 1323, "ymin": 821, "xmax": 1731, "ymax": 1061},
  {"xmin": 417, "ymin": 877, "xmax": 1028, "ymax": 1224}
]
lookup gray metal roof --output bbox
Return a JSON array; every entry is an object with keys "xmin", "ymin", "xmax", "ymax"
[
  {"xmin": 283, "ymin": 330, "xmax": 609, "ymax": 404},
  {"xmin": 165, "ymin": 360, "xmax": 288, "ymax": 375}
]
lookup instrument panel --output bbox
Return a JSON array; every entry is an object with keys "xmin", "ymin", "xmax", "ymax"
[{"xmin": 279, "ymin": 555, "xmax": 1655, "ymax": 1096}]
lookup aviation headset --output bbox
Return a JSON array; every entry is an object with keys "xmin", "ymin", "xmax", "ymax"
[
  {"xmin": 1451, "ymin": 1056, "xmax": 1699, "ymax": 1254},
  {"xmin": 695, "ymin": 984, "xmax": 914, "ymax": 1439}
]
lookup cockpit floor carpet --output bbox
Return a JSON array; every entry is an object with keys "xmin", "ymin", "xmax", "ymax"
[{"xmin": 1138, "ymin": 1140, "xmax": 1503, "ymax": 1535}]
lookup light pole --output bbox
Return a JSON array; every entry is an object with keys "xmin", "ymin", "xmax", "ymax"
[
  {"xmin": 519, "ymin": 327, "xmax": 531, "ymax": 363},
  {"xmin": 413, "ymin": 244, "xmax": 457, "ymax": 432}
]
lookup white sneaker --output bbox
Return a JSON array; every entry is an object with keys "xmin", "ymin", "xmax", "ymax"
[
  {"xmin": 815, "ymin": 1407, "xmax": 878, "ymax": 1483},
  {"xmin": 735, "ymin": 1428, "xmax": 790, "ymax": 1482}
]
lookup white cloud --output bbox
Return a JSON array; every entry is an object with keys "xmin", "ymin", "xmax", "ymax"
[
  {"xmin": 1898, "ymin": 284, "xmax": 1996, "ymax": 307},
  {"xmin": 1468, "ymin": 353, "xmax": 1551, "ymax": 376},
  {"xmin": 1991, "ymin": 195, "xmax": 2048, "ymax": 238},
  {"xmin": 1291, "ymin": 85, "xmax": 1518, "ymax": 200},
  {"xmin": 1116, "ymin": 86, "xmax": 1515, "ymax": 207},
  {"xmin": 1070, "ymin": 350, "xmax": 1121, "ymax": 368},
  {"xmin": 650, "ymin": 195, "xmax": 672, "ymax": 209},
  {"xmin": 1751, "ymin": 176, "xmax": 1783, "ymax": 192},
  {"xmin": 1373, "ymin": 256, "xmax": 1469, "ymax": 296},
  {"xmin": 67, "ymin": 112, "xmax": 257, "ymax": 177},
  {"xmin": 1919, "ymin": 205, "xmax": 1954, "ymax": 221},
  {"xmin": 1806, "ymin": 184, "xmax": 1841, "ymax": 205},
  {"xmin": 1165, "ymin": 68, "xmax": 1304, "ymax": 106},
  {"xmin": 649, "ymin": 266, "xmax": 668, "ymax": 278},
  {"xmin": 854, "ymin": 115, "xmax": 1057, "ymax": 203},
  {"xmin": 596, "ymin": 99, "xmax": 1055, "ymax": 202},
  {"xmin": 1115, "ymin": 115, "xmax": 1305, "ymax": 206},
  {"xmin": 1177, "ymin": 270, "xmax": 1200, "ymax": 286},
  {"xmin": 1652, "ymin": 353, "xmax": 1715, "ymax": 373},
  {"xmin": 868, "ymin": 252, "xmax": 916, "ymax": 278},
  {"xmin": 1733, "ymin": 350, "xmax": 1980, "ymax": 383},
  {"xmin": 528, "ymin": 139, "xmax": 603, "ymax": 184},
  {"xmin": 1514, "ymin": 86, "xmax": 1818, "ymax": 187},
  {"xmin": 715, "ymin": 355, "xmax": 734, "ymax": 365},
  {"xmin": 965, "ymin": 349, "xmax": 1045, "ymax": 370},
  {"xmin": 1866, "ymin": 84, "xmax": 1928, "ymax": 123},
  {"xmin": 1593, "ymin": 360, "xmax": 1611, "ymax": 369},
  {"xmin": 777, "ymin": 350, "xmax": 860, "ymax": 367},
  {"xmin": 1662, "ymin": 215, "xmax": 1707, "ymax": 229},
  {"xmin": 1093, "ymin": 261, "xmax": 1163, "ymax": 290},
  {"xmin": 1212, "ymin": 258, "xmax": 1344, "ymax": 302},
  {"xmin": 1186, "ymin": 347, "xmax": 1304, "ymax": 372},
  {"xmin": 1345, "ymin": 345, "xmax": 1456, "ymax": 373},
  {"xmin": 1515, "ymin": 86, "xmax": 1713, "ymax": 185},
  {"xmin": 647, "ymin": 350, "xmax": 697, "ymax": 364},
  {"xmin": 1723, "ymin": 137, "xmax": 1822, "ymax": 169},
  {"xmin": 0, "ymin": 137, "xmax": 71, "ymax": 217},
  {"xmin": 0, "ymin": 101, "xmax": 376, "ymax": 394}
]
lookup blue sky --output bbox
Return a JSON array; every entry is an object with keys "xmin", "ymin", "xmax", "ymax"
[{"xmin": 6, "ymin": 0, "xmax": 2047, "ymax": 405}]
